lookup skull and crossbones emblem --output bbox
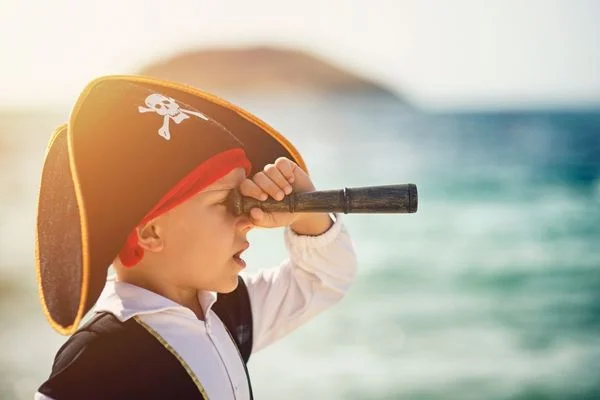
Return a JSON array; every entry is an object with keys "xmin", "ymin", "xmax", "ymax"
[{"xmin": 138, "ymin": 93, "xmax": 209, "ymax": 141}]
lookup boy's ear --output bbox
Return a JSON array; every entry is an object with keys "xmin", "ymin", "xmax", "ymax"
[{"xmin": 136, "ymin": 221, "xmax": 164, "ymax": 253}]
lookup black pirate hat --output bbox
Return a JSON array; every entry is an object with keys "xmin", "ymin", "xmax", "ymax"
[{"xmin": 35, "ymin": 75, "xmax": 306, "ymax": 335}]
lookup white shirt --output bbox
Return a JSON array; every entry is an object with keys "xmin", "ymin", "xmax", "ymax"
[{"xmin": 35, "ymin": 215, "xmax": 357, "ymax": 399}]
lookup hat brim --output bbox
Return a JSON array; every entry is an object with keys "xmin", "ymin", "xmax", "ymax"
[
  {"xmin": 36, "ymin": 124, "xmax": 90, "ymax": 335},
  {"xmin": 36, "ymin": 76, "xmax": 307, "ymax": 335}
]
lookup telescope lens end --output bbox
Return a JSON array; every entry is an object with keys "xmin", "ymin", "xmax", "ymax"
[{"xmin": 408, "ymin": 183, "xmax": 418, "ymax": 213}]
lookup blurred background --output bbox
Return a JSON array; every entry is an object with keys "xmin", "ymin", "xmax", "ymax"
[{"xmin": 1, "ymin": 0, "xmax": 599, "ymax": 399}]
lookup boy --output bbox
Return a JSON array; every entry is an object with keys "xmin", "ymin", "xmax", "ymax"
[{"xmin": 34, "ymin": 75, "xmax": 357, "ymax": 399}]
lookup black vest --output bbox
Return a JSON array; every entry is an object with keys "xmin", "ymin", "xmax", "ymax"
[{"xmin": 38, "ymin": 277, "xmax": 253, "ymax": 400}]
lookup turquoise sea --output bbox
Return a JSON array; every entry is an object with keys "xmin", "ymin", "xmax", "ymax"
[{"xmin": 0, "ymin": 96, "xmax": 599, "ymax": 399}]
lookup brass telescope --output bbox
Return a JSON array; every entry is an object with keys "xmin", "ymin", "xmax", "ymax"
[{"xmin": 226, "ymin": 184, "xmax": 418, "ymax": 217}]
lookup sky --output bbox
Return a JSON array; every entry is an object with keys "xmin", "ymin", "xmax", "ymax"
[{"xmin": 1, "ymin": 0, "xmax": 599, "ymax": 110}]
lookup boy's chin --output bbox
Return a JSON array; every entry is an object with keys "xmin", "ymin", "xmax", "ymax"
[{"xmin": 214, "ymin": 274, "xmax": 240, "ymax": 294}]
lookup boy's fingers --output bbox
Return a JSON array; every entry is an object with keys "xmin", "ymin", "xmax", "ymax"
[
  {"xmin": 252, "ymin": 171, "xmax": 285, "ymax": 201},
  {"xmin": 239, "ymin": 178, "xmax": 268, "ymax": 201},
  {"xmin": 263, "ymin": 164, "xmax": 293, "ymax": 196},
  {"xmin": 250, "ymin": 207, "xmax": 264, "ymax": 221},
  {"xmin": 274, "ymin": 157, "xmax": 296, "ymax": 183}
]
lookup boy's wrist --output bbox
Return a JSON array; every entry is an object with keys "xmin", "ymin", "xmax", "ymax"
[{"xmin": 290, "ymin": 213, "xmax": 334, "ymax": 236}]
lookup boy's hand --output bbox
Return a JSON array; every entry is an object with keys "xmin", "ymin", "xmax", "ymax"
[{"xmin": 239, "ymin": 157, "xmax": 333, "ymax": 235}]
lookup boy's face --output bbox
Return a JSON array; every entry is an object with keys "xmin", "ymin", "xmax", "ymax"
[{"xmin": 147, "ymin": 167, "xmax": 253, "ymax": 293}]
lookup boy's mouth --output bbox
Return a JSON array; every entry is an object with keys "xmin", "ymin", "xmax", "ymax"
[
  {"xmin": 232, "ymin": 254, "xmax": 246, "ymax": 268},
  {"xmin": 232, "ymin": 242, "xmax": 250, "ymax": 267}
]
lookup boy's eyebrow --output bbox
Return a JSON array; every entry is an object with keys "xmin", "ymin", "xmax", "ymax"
[
  {"xmin": 201, "ymin": 187, "xmax": 236, "ymax": 199},
  {"xmin": 204, "ymin": 186, "xmax": 236, "ymax": 193}
]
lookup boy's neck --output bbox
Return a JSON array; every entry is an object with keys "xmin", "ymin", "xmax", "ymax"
[{"xmin": 114, "ymin": 266, "xmax": 206, "ymax": 321}]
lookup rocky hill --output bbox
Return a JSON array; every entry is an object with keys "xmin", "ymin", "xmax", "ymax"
[{"xmin": 139, "ymin": 46, "xmax": 405, "ymax": 102}]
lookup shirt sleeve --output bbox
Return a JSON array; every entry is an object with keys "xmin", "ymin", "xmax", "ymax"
[
  {"xmin": 34, "ymin": 393, "xmax": 54, "ymax": 400},
  {"xmin": 243, "ymin": 214, "xmax": 358, "ymax": 353}
]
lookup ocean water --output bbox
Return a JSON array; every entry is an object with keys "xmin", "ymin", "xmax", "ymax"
[{"xmin": 0, "ymin": 97, "xmax": 599, "ymax": 399}]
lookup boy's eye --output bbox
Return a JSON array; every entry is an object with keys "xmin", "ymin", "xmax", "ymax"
[
  {"xmin": 215, "ymin": 191, "xmax": 235, "ymax": 213},
  {"xmin": 217, "ymin": 198, "xmax": 233, "ymax": 213}
]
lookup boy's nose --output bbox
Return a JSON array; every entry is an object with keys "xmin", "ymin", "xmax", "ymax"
[{"xmin": 236, "ymin": 213, "xmax": 255, "ymax": 232}]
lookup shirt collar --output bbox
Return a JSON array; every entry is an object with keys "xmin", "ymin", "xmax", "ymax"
[{"xmin": 94, "ymin": 275, "xmax": 218, "ymax": 322}]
